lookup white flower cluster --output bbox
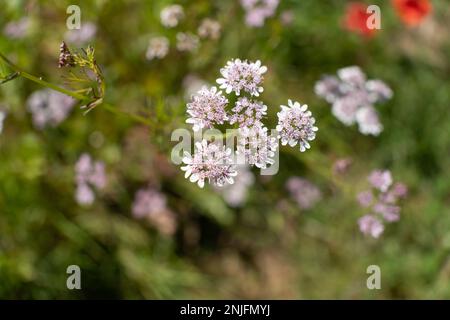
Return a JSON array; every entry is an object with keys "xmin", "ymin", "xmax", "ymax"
[
  {"xmin": 315, "ymin": 66, "xmax": 392, "ymax": 136},
  {"xmin": 276, "ymin": 100, "xmax": 318, "ymax": 152},
  {"xmin": 147, "ymin": 5, "xmax": 222, "ymax": 61},
  {"xmin": 217, "ymin": 59, "xmax": 267, "ymax": 96},
  {"xmin": 181, "ymin": 59, "xmax": 318, "ymax": 189},
  {"xmin": 181, "ymin": 140, "xmax": 237, "ymax": 188}
]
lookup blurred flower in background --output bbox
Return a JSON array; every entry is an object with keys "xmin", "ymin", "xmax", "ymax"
[
  {"xmin": 357, "ymin": 169, "xmax": 408, "ymax": 238},
  {"xmin": 160, "ymin": 4, "xmax": 184, "ymax": 28},
  {"xmin": 132, "ymin": 188, "xmax": 177, "ymax": 236},
  {"xmin": 65, "ymin": 21, "xmax": 97, "ymax": 44},
  {"xmin": 215, "ymin": 165, "xmax": 254, "ymax": 207},
  {"xmin": 315, "ymin": 66, "xmax": 392, "ymax": 136},
  {"xmin": 280, "ymin": 10, "xmax": 295, "ymax": 26},
  {"xmin": 183, "ymin": 74, "xmax": 208, "ymax": 99},
  {"xmin": 358, "ymin": 214, "xmax": 384, "ymax": 238},
  {"xmin": 343, "ymin": 2, "xmax": 376, "ymax": 37},
  {"xmin": 146, "ymin": 36, "xmax": 170, "ymax": 60},
  {"xmin": 240, "ymin": 0, "xmax": 279, "ymax": 27},
  {"xmin": 198, "ymin": 18, "xmax": 221, "ymax": 40},
  {"xmin": 26, "ymin": 89, "xmax": 75, "ymax": 129},
  {"xmin": 333, "ymin": 158, "xmax": 353, "ymax": 175},
  {"xmin": 3, "ymin": 17, "xmax": 30, "ymax": 39},
  {"xmin": 176, "ymin": 32, "xmax": 199, "ymax": 52},
  {"xmin": 392, "ymin": 0, "xmax": 432, "ymax": 26},
  {"xmin": 286, "ymin": 177, "xmax": 322, "ymax": 210},
  {"xmin": 75, "ymin": 153, "xmax": 107, "ymax": 206}
]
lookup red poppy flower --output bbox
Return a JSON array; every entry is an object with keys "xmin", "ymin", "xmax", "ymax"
[
  {"xmin": 343, "ymin": 2, "xmax": 377, "ymax": 37},
  {"xmin": 392, "ymin": 0, "xmax": 432, "ymax": 26}
]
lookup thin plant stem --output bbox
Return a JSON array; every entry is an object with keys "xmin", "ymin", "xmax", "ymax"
[{"xmin": 0, "ymin": 52, "xmax": 153, "ymax": 127}]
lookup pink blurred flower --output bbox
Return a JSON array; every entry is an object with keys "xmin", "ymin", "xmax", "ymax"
[
  {"xmin": 27, "ymin": 89, "xmax": 75, "ymax": 129},
  {"xmin": 75, "ymin": 153, "xmax": 106, "ymax": 206},
  {"xmin": 315, "ymin": 66, "xmax": 391, "ymax": 136},
  {"xmin": 3, "ymin": 17, "xmax": 30, "ymax": 39},
  {"xmin": 65, "ymin": 22, "xmax": 97, "ymax": 44},
  {"xmin": 286, "ymin": 177, "xmax": 322, "ymax": 210},
  {"xmin": 132, "ymin": 188, "xmax": 177, "ymax": 236},
  {"xmin": 357, "ymin": 191, "xmax": 373, "ymax": 207},
  {"xmin": 241, "ymin": 0, "xmax": 279, "ymax": 27},
  {"xmin": 357, "ymin": 169, "xmax": 407, "ymax": 238},
  {"xmin": 333, "ymin": 158, "xmax": 353, "ymax": 175},
  {"xmin": 368, "ymin": 169, "xmax": 392, "ymax": 192},
  {"xmin": 358, "ymin": 214, "xmax": 384, "ymax": 238}
]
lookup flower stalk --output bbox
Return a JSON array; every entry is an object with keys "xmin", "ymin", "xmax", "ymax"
[{"xmin": 0, "ymin": 51, "xmax": 153, "ymax": 127}]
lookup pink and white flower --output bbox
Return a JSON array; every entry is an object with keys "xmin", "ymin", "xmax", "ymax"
[
  {"xmin": 276, "ymin": 100, "xmax": 318, "ymax": 152},
  {"xmin": 216, "ymin": 59, "xmax": 267, "ymax": 96}
]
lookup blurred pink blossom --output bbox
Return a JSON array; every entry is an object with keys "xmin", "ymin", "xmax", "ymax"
[
  {"xmin": 27, "ymin": 89, "xmax": 75, "ymax": 129},
  {"xmin": 357, "ymin": 169, "xmax": 408, "ymax": 238},
  {"xmin": 286, "ymin": 177, "xmax": 322, "ymax": 210},
  {"xmin": 132, "ymin": 188, "xmax": 177, "ymax": 236},
  {"xmin": 241, "ymin": 0, "xmax": 279, "ymax": 27},
  {"xmin": 75, "ymin": 153, "xmax": 106, "ymax": 206},
  {"xmin": 358, "ymin": 215, "xmax": 384, "ymax": 238}
]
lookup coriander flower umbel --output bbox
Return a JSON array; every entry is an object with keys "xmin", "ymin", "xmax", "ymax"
[
  {"xmin": 276, "ymin": 100, "xmax": 318, "ymax": 152},
  {"xmin": 181, "ymin": 140, "xmax": 237, "ymax": 188},
  {"xmin": 65, "ymin": 21, "xmax": 97, "ymax": 44},
  {"xmin": 368, "ymin": 169, "xmax": 392, "ymax": 192},
  {"xmin": 75, "ymin": 153, "xmax": 106, "ymax": 206},
  {"xmin": 186, "ymin": 86, "xmax": 228, "ymax": 132},
  {"xmin": 27, "ymin": 89, "xmax": 75, "ymax": 129},
  {"xmin": 146, "ymin": 36, "xmax": 169, "ymax": 60},
  {"xmin": 198, "ymin": 18, "xmax": 221, "ymax": 40},
  {"xmin": 240, "ymin": 0, "xmax": 280, "ymax": 28},
  {"xmin": 229, "ymin": 97, "xmax": 267, "ymax": 128},
  {"xmin": 176, "ymin": 32, "xmax": 199, "ymax": 52},
  {"xmin": 216, "ymin": 59, "xmax": 267, "ymax": 96},
  {"xmin": 357, "ymin": 169, "xmax": 408, "ymax": 238},
  {"xmin": 160, "ymin": 4, "xmax": 184, "ymax": 28},
  {"xmin": 132, "ymin": 188, "xmax": 177, "ymax": 236},
  {"xmin": 315, "ymin": 66, "xmax": 392, "ymax": 136},
  {"xmin": 286, "ymin": 177, "xmax": 322, "ymax": 210},
  {"xmin": 236, "ymin": 124, "xmax": 278, "ymax": 169},
  {"xmin": 3, "ymin": 17, "xmax": 30, "ymax": 39},
  {"xmin": 355, "ymin": 105, "xmax": 383, "ymax": 136},
  {"xmin": 358, "ymin": 215, "xmax": 384, "ymax": 238}
]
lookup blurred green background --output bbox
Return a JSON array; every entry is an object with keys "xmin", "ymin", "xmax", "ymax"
[{"xmin": 1, "ymin": 0, "xmax": 450, "ymax": 299}]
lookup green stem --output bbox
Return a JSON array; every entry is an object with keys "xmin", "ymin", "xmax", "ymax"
[
  {"xmin": 0, "ymin": 52, "xmax": 88, "ymax": 101},
  {"xmin": 102, "ymin": 103, "xmax": 153, "ymax": 126},
  {"xmin": 0, "ymin": 52, "xmax": 153, "ymax": 127}
]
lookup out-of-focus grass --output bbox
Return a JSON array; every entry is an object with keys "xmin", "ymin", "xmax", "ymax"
[{"xmin": 1, "ymin": 0, "xmax": 450, "ymax": 299}]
